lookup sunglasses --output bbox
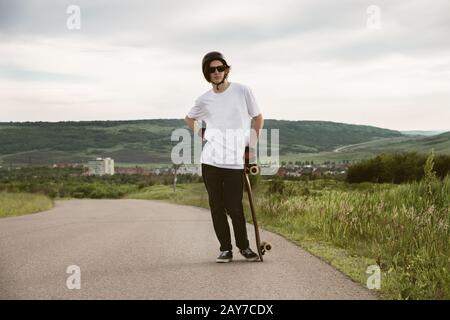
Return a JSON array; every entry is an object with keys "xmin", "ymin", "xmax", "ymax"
[{"xmin": 207, "ymin": 65, "xmax": 228, "ymax": 73}]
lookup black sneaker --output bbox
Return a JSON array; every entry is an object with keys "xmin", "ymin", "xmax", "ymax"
[
  {"xmin": 240, "ymin": 247, "xmax": 259, "ymax": 261},
  {"xmin": 216, "ymin": 250, "xmax": 233, "ymax": 263}
]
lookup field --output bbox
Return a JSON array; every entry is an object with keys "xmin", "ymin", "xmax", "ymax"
[{"xmin": 0, "ymin": 192, "xmax": 54, "ymax": 218}]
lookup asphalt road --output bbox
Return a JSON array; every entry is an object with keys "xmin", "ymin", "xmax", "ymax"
[{"xmin": 0, "ymin": 199, "xmax": 377, "ymax": 299}]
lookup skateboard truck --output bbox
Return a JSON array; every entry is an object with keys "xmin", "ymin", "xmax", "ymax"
[{"xmin": 243, "ymin": 146, "xmax": 272, "ymax": 262}]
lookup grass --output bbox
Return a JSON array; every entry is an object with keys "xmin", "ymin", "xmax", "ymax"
[
  {"xmin": 0, "ymin": 191, "xmax": 54, "ymax": 218},
  {"xmin": 257, "ymin": 171, "xmax": 450, "ymax": 299}
]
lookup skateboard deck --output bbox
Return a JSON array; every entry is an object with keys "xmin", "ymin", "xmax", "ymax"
[{"xmin": 243, "ymin": 147, "xmax": 272, "ymax": 262}]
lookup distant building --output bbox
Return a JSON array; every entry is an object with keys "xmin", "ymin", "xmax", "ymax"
[
  {"xmin": 104, "ymin": 157, "xmax": 114, "ymax": 175},
  {"xmin": 115, "ymin": 166, "xmax": 152, "ymax": 175},
  {"xmin": 312, "ymin": 168, "xmax": 322, "ymax": 178},
  {"xmin": 276, "ymin": 167, "xmax": 286, "ymax": 177},
  {"xmin": 51, "ymin": 163, "xmax": 81, "ymax": 169},
  {"xmin": 87, "ymin": 157, "xmax": 114, "ymax": 176},
  {"xmin": 178, "ymin": 164, "xmax": 201, "ymax": 175}
]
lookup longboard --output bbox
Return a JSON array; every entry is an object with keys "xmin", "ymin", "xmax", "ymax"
[{"xmin": 243, "ymin": 147, "xmax": 272, "ymax": 262}]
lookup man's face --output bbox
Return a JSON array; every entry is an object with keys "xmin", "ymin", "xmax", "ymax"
[{"xmin": 209, "ymin": 60, "xmax": 227, "ymax": 83}]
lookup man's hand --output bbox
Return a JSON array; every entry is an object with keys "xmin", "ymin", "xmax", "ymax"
[
  {"xmin": 244, "ymin": 146, "xmax": 257, "ymax": 164},
  {"xmin": 198, "ymin": 128, "xmax": 206, "ymax": 140},
  {"xmin": 185, "ymin": 116, "xmax": 206, "ymax": 141},
  {"xmin": 184, "ymin": 116, "xmax": 195, "ymax": 131}
]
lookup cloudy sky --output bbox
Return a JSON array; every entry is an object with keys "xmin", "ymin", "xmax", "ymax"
[{"xmin": 1, "ymin": 0, "xmax": 449, "ymax": 131}]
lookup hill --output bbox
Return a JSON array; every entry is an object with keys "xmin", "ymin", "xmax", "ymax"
[
  {"xmin": 334, "ymin": 131, "xmax": 450, "ymax": 155},
  {"xmin": 0, "ymin": 119, "xmax": 446, "ymax": 166}
]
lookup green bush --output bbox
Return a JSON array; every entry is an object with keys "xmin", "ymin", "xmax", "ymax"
[{"xmin": 347, "ymin": 151, "xmax": 450, "ymax": 183}]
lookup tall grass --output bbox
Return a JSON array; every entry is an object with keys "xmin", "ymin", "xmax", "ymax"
[
  {"xmin": 0, "ymin": 192, "xmax": 54, "ymax": 218},
  {"xmin": 258, "ymin": 171, "xmax": 450, "ymax": 299}
]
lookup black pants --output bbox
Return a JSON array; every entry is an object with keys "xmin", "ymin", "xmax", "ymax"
[{"xmin": 201, "ymin": 163, "xmax": 250, "ymax": 252}]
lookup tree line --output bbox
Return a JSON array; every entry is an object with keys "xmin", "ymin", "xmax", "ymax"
[{"xmin": 346, "ymin": 151, "xmax": 450, "ymax": 183}]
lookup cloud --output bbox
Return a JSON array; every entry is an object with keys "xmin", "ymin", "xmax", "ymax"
[
  {"xmin": 0, "ymin": 0, "xmax": 449, "ymax": 130},
  {"xmin": 0, "ymin": 64, "xmax": 91, "ymax": 82}
]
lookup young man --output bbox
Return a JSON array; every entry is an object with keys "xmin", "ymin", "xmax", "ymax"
[{"xmin": 184, "ymin": 51, "xmax": 264, "ymax": 263}]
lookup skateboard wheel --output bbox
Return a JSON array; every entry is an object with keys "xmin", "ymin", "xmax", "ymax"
[
  {"xmin": 261, "ymin": 241, "xmax": 272, "ymax": 252},
  {"xmin": 249, "ymin": 165, "xmax": 259, "ymax": 175}
]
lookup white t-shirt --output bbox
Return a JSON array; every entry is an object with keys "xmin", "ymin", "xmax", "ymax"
[{"xmin": 186, "ymin": 82, "xmax": 261, "ymax": 169}]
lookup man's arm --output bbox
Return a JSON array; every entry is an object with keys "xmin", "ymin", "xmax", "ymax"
[
  {"xmin": 250, "ymin": 114, "xmax": 264, "ymax": 148},
  {"xmin": 184, "ymin": 116, "xmax": 196, "ymax": 132},
  {"xmin": 184, "ymin": 116, "xmax": 204, "ymax": 138}
]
